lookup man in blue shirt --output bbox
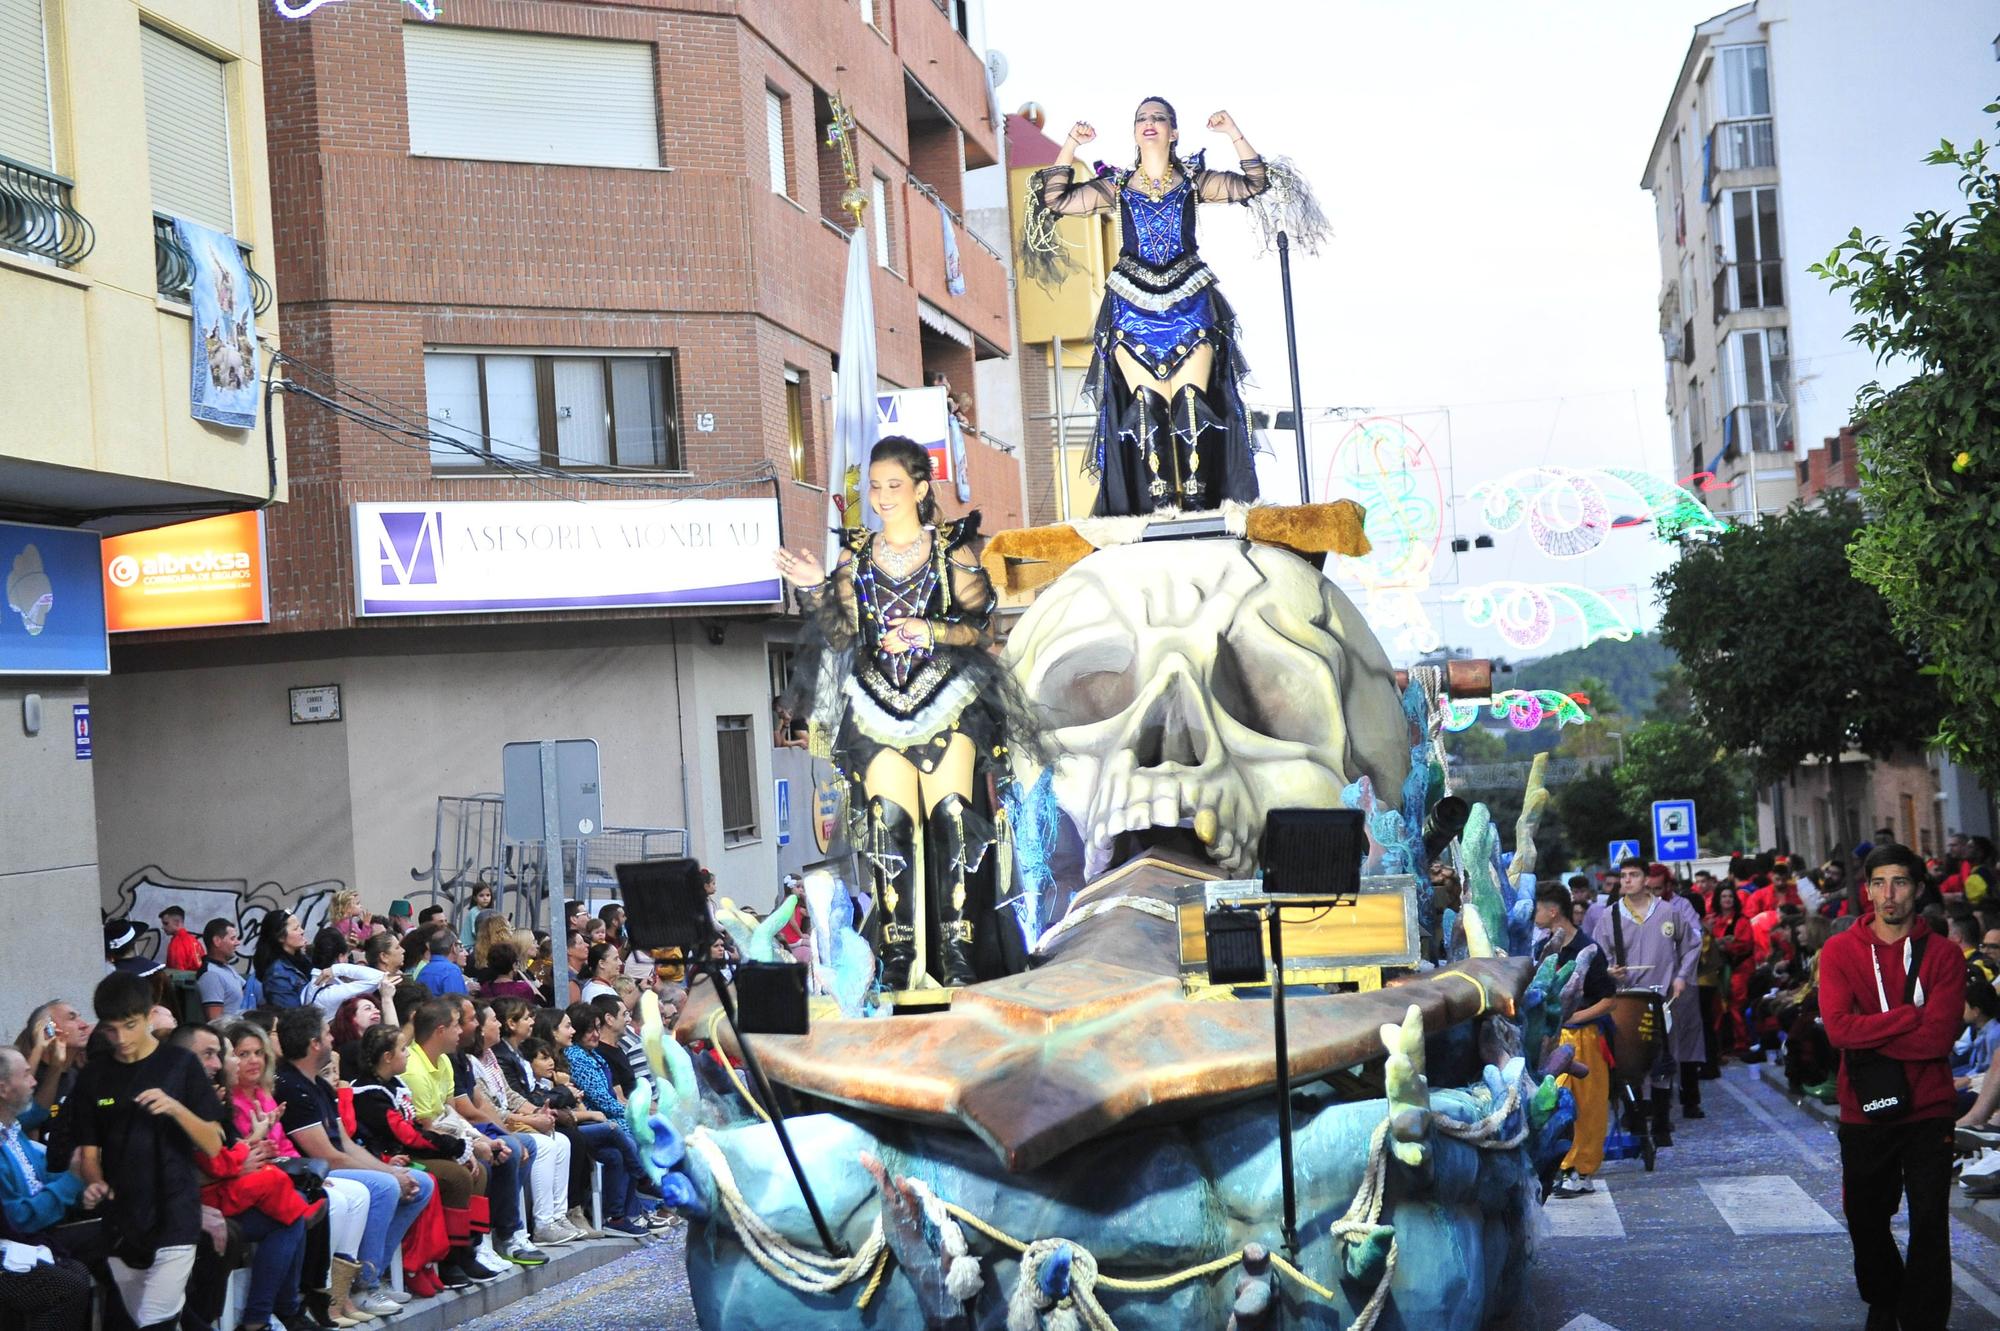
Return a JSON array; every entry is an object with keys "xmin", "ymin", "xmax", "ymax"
[
  {"xmin": 413, "ymin": 927, "xmax": 469, "ymax": 996},
  {"xmin": 0, "ymin": 1047, "xmax": 107, "ymax": 1235},
  {"xmin": 1956, "ymin": 975, "xmax": 2000, "ymax": 1113}
]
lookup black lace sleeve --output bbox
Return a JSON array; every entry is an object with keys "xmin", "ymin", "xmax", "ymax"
[
  {"xmin": 1195, "ymin": 155, "xmax": 1270, "ymax": 204},
  {"xmin": 935, "ymin": 520, "xmax": 995, "ymax": 650},
  {"xmin": 785, "ymin": 540, "xmax": 862, "ymax": 757},
  {"xmin": 1022, "ymin": 164, "xmax": 1118, "ymax": 291}
]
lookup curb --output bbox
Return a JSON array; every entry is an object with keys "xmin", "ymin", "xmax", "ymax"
[
  {"xmin": 1755, "ymin": 1061, "xmax": 2000, "ymax": 1243},
  {"xmin": 383, "ymin": 1235, "xmax": 649, "ymax": 1331}
]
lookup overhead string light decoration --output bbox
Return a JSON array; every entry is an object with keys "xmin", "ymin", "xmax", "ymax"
[
  {"xmin": 274, "ymin": 0, "xmax": 439, "ymax": 16},
  {"xmin": 1438, "ymin": 689, "xmax": 1592, "ymax": 734},
  {"xmin": 1323, "ymin": 416, "xmax": 1446, "ymax": 658},
  {"xmin": 1469, "ymin": 466, "xmax": 1725, "ymax": 558},
  {"xmin": 1455, "ymin": 581, "xmax": 1634, "ymax": 651}
]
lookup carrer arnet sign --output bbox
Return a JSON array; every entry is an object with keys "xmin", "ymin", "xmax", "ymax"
[{"xmin": 352, "ymin": 498, "xmax": 782, "ymax": 617}]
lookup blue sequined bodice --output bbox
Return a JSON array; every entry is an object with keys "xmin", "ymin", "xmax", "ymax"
[{"xmin": 1123, "ymin": 179, "xmax": 1192, "ymax": 266}]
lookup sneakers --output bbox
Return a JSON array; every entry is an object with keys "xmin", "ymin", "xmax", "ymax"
[
  {"xmin": 564, "ymin": 1208, "xmax": 606, "ymax": 1240},
  {"xmin": 460, "ymin": 1255, "xmax": 509, "ymax": 1283},
  {"xmin": 643, "ymin": 1210, "xmax": 680, "ymax": 1231},
  {"xmin": 433, "ymin": 1264, "xmax": 476, "ymax": 1292},
  {"xmin": 352, "ymin": 1292, "xmax": 402, "ymax": 1317},
  {"xmin": 403, "ymin": 1268, "xmax": 444, "ymax": 1298},
  {"xmin": 1549, "ymin": 1169, "xmax": 1597, "ymax": 1198},
  {"xmin": 1958, "ymin": 1124, "xmax": 2000, "ymax": 1153},
  {"xmin": 499, "ymin": 1239, "xmax": 548, "ymax": 1267},
  {"xmin": 601, "ymin": 1217, "xmax": 650, "ymax": 1239},
  {"xmin": 532, "ymin": 1220, "xmax": 580, "ymax": 1247}
]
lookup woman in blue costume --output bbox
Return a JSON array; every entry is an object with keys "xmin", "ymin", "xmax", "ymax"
[{"xmin": 1027, "ymin": 98, "xmax": 1322, "ymax": 517}]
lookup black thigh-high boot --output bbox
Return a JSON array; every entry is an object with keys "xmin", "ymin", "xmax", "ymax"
[
  {"xmin": 868, "ymin": 796, "xmax": 920, "ymax": 991},
  {"xmin": 1106, "ymin": 384, "xmax": 1173, "ymax": 516},
  {"xmin": 1166, "ymin": 383, "xmax": 1226, "ymax": 510},
  {"xmin": 926, "ymin": 793, "xmax": 992, "ymax": 988}
]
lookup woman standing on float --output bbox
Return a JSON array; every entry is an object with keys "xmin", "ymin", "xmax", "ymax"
[
  {"xmin": 773, "ymin": 438, "xmax": 1030, "ymax": 993},
  {"xmin": 1026, "ymin": 98, "xmax": 1324, "ymax": 517}
]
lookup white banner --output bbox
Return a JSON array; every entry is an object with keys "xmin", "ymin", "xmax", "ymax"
[{"xmin": 352, "ymin": 498, "xmax": 782, "ymax": 617}]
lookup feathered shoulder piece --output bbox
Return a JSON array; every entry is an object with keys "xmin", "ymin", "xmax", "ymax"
[
  {"xmin": 937, "ymin": 510, "xmax": 984, "ymax": 555},
  {"xmin": 1245, "ymin": 154, "xmax": 1333, "ymax": 257}
]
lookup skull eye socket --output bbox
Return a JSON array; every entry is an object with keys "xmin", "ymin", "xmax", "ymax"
[
  {"xmin": 1213, "ymin": 634, "xmax": 1327, "ymax": 746},
  {"xmin": 1040, "ymin": 639, "xmax": 1138, "ymax": 730}
]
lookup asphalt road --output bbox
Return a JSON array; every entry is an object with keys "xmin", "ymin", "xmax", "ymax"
[{"xmin": 458, "ymin": 1066, "xmax": 2000, "ymax": 1330}]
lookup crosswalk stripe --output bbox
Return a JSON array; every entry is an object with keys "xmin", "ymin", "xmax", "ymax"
[
  {"xmin": 1556, "ymin": 1316, "xmax": 1625, "ymax": 1331},
  {"xmin": 1698, "ymin": 1174, "xmax": 1843, "ymax": 1236},
  {"xmin": 1953, "ymin": 1262, "xmax": 2000, "ymax": 1321},
  {"xmin": 1543, "ymin": 1181, "xmax": 1624, "ymax": 1239}
]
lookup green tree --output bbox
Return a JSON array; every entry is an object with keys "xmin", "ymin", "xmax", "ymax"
[
  {"xmin": 1554, "ymin": 675, "xmax": 1625, "ymax": 765},
  {"xmin": 1815, "ymin": 107, "xmax": 2000, "ymax": 783},
  {"xmin": 1655, "ymin": 494, "xmax": 1943, "ymax": 785},
  {"xmin": 1551, "ymin": 774, "xmax": 1633, "ymax": 870},
  {"xmin": 1612, "ymin": 718, "xmax": 1750, "ymax": 850}
]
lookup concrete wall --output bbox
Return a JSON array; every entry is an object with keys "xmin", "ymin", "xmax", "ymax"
[
  {"xmin": 1765, "ymin": 0, "xmax": 1997, "ymax": 456},
  {"xmin": 0, "ymin": 680, "xmax": 107, "ymax": 1020},
  {"xmin": 91, "ymin": 624, "xmax": 790, "ymax": 922}
]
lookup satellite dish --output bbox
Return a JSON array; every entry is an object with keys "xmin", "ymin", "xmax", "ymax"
[{"xmin": 985, "ymin": 49, "xmax": 1009, "ymax": 88}]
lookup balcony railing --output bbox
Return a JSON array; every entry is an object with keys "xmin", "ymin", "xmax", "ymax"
[
  {"xmin": 0, "ymin": 153, "xmax": 95, "ymax": 267},
  {"xmin": 1707, "ymin": 117, "xmax": 1776, "ymax": 176},
  {"xmin": 153, "ymin": 213, "xmax": 273, "ymax": 315},
  {"xmin": 1720, "ymin": 402, "xmax": 1791, "ymax": 458},
  {"xmin": 1712, "ymin": 258, "xmax": 1784, "ymax": 321}
]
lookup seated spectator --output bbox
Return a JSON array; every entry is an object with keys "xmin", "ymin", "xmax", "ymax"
[
  {"xmin": 329, "ymin": 890, "xmax": 370, "ymax": 951},
  {"xmin": 363, "ymin": 929, "xmax": 405, "ymax": 980},
  {"xmin": 0, "ymin": 1237, "xmax": 93, "ymax": 1331},
  {"xmin": 413, "ymin": 929, "xmax": 470, "ymax": 997},
  {"xmin": 159, "ymin": 906, "xmax": 205, "ymax": 974},
  {"xmin": 469, "ymin": 912, "xmax": 514, "ymax": 982},
  {"xmin": 0, "ymin": 1046, "xmax": 105, "ymax": 1235},
  {"xmin": 458, "ymin": 884, "xmax": 499, "ymax": 952},
  {"xmin": 252, "ymin": 910, "xmax": 314, "ymax": 1010},
  {"xmin": 598, "ymin": 903, "xmax": 628, "ymax": 950},
  {"xmin": 68, "ymin": 971, "xmax": 230, "ymax": 1330},
  {"xmin": 273, "ymin": 1006, "xmax": 430, "ymax": 1320},
  {"xmin": 475, "ymin": 944, "xmax": 538, "ymax": 1003},
  {"xmin": 462, "ymin": 1002, "xmax": 576, "ymax": 1248},
  {"xmin": 386, "ymin": 899, "xmax": 415, "ymax": 937},
  {"xmin": 578, "ymin": 944, "xmax": 623, "ymax": 1004},
  {"xmin": 528, "ymin": 1018, "xmax": 658, "ymax": 1238},
  {"xmin": 347, "ymin": 1024, "xmax": 503, "ymax": 1292},
  {"xmin": 196, "ymin": 918, "xmax": 247, "ymax": 1024},
  {"xmin": 301, "ymin": 927, "xmax": 388, "ymax": 1019},
  {"xmin": 1957, "ymin": 977, "xmax": 2000, "ymax": 1113},
  {"xmin": 102, "ymin": 919, "xmax": 163, "ymax": 984},
  {"xmin": 330, "ymin": 990, "xmax": 389, "ymax": 1084}
]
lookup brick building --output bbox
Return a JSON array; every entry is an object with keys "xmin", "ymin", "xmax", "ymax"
[{"xmin": 89, "ymin": 0, "xmax": 1024, "ymax": 923}]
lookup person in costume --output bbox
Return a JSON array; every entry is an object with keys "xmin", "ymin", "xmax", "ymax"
[
  {"xmin": 774, "ymin": 438, "xmax": 1030, "ymax": 992},
  {"xmin": 1024, "ymin": 97, "xmax": 1325, "ymax": 517},
  {"xmin": 1582, "ymin": 859, "xmax": 1706, "ymax": 1145},
  {"xmin": 1532, "ymin": 884, "xmax": 1618, "ymax": 1198}
]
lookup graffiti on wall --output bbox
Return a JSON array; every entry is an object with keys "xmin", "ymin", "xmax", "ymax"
[{"xmin": 112, "ymin": 865, "xmax": 342, "ymax": 962}]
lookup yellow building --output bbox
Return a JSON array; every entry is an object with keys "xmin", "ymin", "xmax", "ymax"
[{"xmin": 0, "ymin": 0, "xmax": 285, "ymax": 1012}]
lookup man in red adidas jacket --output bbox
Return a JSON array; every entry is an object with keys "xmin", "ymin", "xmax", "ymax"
[{"xmin": 1821, "ymin": 842, "xmax": 1966, "ymax": 1331}]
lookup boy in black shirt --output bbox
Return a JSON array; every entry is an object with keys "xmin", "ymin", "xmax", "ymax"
[{"xmin": 66, "ymin": 971, "xmax": 223, "ymax": 1330}]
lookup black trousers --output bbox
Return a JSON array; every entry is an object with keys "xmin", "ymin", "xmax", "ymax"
[
  {"xmin": 0, "ymin": 1257, "xmax": 94, "ymax": 1331},
  {"xmin": 1838, "ymin": 1116, "xmax": 1954, "ymax": 1331}
]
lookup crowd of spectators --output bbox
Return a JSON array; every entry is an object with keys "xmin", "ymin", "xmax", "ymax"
[{"xmin": 0, "ymin": 875, "xmax": 758, "ymax": 1331}]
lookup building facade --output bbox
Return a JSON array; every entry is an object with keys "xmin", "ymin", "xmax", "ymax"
[
  {"xmin": 1641, "ymin": 0, "xmax": 1995, "ymax": 520},
  {"xmin": 90, "ymin": 0, "xmax": 1023, "ymax": 934},
  {"xmin": 1, "ymin": 0, "xmax": 287, "ymax": 1014}
]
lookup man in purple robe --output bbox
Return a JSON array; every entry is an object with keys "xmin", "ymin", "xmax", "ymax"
[{"xmin": 1583, "ymin": 858, "xmax": 1705, "ymax": 1144}]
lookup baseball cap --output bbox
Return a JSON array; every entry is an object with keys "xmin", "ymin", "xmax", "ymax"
[{"xmin": 103, "ymin": 918, "xmax": 140, "ymax": 953}]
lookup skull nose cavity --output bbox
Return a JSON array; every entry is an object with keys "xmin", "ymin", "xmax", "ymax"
[{"xmin": 1132, "ymin": 667, "xmax": 1210, "ymax": 771}]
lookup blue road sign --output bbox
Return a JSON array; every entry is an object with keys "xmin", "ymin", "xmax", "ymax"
[
  {"xmin": 1608, "ymin": 839, "xmax": 1641, "ymax": 865},
  {"xmin": 775, "ymin": 778, "xmax": 792, "ymax": 848},
  {"xmin": 1652, "ymin": 799, "xmax": 1699, "ymax": 862}
]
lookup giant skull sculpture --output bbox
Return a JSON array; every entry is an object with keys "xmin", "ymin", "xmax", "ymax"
[{"xmin": 1002, "ymin": 540, "xmax": 1410, "ymax": 881}]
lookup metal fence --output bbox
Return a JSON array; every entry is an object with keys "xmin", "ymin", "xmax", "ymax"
[{"xmin": 410, "ymin": 794, "xmax": 687, "ymax": 930}]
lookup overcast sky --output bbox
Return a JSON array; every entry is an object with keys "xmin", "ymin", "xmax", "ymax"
[{"xmin": 987, "ymin": 0, "xmax": 1742, "ymax": 666}]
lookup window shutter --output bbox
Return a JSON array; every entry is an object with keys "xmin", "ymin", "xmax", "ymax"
[
  {"xmin": 765, "ymin": 87, "xmax": 787, "ymax": 195},
  {"xmin": 0, "ymin": 0, "xmax": 53, "ymax": 171},
  {"xmin": 140, "ymin": 26, "xmax": 234, "ymax": 233},
  {"xmin": 404, "ymin": 25, "xmax": 660, "ymax": 169},
  {"xmin": 871, "ymin": 175, "xmax": 889, "ymax": 268}
]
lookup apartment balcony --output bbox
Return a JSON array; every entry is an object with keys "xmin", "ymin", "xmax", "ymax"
[
  {"xmin": 891, "ymin": 0, "xmax": 997, "ymax": 166},
  {"xmin": 0, "ymin": 154, "xmax": 95, "ymax": 267},
  {"xmin": 1719, "ymin": 402, "xmax": 1792, "ymax": 459},
  {"xmin": 1712, "ymin": 258, "xmax": 1784, "ymax": 322},
  {"xmin": 1704, "ymin": 117, "xmax": 1776, "ymax": 198},
  {"xmin": 152, "ymin": 213, "xmax": 273, "ymax": 315},
  {"xmin": 904, "ymin": 177, "xmax": 1009, "ymax": 354}
]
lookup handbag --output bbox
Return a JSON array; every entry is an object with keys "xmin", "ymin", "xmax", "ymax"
[{"xmin": 1844, "ymin": 933, "xmax": 1929, "ymax": 1122}]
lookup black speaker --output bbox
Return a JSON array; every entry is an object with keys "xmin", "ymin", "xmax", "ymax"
[
  {"xmin": 735, "ymin": 961, "xmax": 810, "ymax": 1035},
  {"xmin": 1422, "ymin": 796, "xmax": 1470, "ymax": 861},
  {"xmin": 1203, "ymin": 909, "xmax": 1267, "ymax": 985},
  {"xmin": 1259, "ymin": 808, "xmax": 1366, "ymax": 897},
  {"xmin": 616, "ymin": 858, "xmax": 709, "ymax": 956}
]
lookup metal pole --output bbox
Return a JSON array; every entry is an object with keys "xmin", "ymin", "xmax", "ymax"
[
  {"xmin": 1052, "ymin": 335, "xmax": 1073, "ymax": 522},
  {"xmin": 1278, "ymin": 233, "xmax": 1310, "ymax": 506},
  {"xmin": 707, "ymin": 962, "xmax": 847, "ymax": 1257},
  {"xmin": 541, "ymin": 740, "xmax": 569, "ymax": 1006},
  {"xmin": 1269, "ymin": 903, "xmax": 1298, "ymax": 1259}
]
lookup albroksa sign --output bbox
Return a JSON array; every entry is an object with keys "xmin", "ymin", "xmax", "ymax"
[{"xmin": 352, "ymin": 498, "xmax": 783, "ymax": 616}]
